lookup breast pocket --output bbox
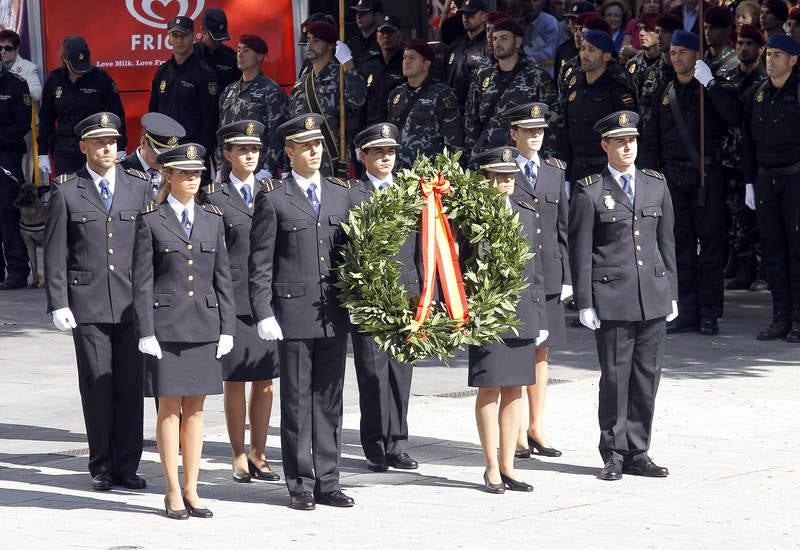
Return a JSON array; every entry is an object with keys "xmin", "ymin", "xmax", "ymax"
[
  {"xmin": 156, "ymin": 240, "xmax": 181, "ymax": 254},
  {"xmin": 70, "ymin": 212, "xmax": 98, "ymax": 225},
  {"xmin": 201, "ymin": 241, "xmax": 217, "ymax": 254},
  {"xmin": 119, "ymin": 210, "xmax": 139, "ymax": 223},
  {"xmin": 641, "ymin": 206, "xmax": 663, "ymax": 219},
  {"xmin": 598, "ymin": 210, "xmax": 631, "ymax": 224}
]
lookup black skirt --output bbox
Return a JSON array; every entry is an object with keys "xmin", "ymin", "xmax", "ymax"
[
  {"xmin": 144, "ymin": 342, "xmax": 223, "ymax": 397},
  {"xmin": 222, "ymin": 316, "xmax": 279, "ymax": 382},
  {"xmin": 468, "ymin": 339, "xmax": 536, "ymax": 387},
  {"xmin": 539, "ymin": 294, "xmax": 567, "ymax": 347}
]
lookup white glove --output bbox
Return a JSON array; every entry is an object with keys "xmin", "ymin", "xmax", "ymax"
[
  {"xmin": 38, "ymin": 155, "xmax": 51, "ymax": 174},
  {"xmin": 535, "ymin": 330, "xmax": 549, "ymax": 346},
  {"xmin": 578, "ymin": 307, "xmax": 601, "ymax": 330},
  {"xmin": 335, "ymin": 40, "xmax": 353, "ymax": 65},
  {"xmin": 744, "ymin": 183, "xmax": 756, "ymax": 211},
  {"xmin": 559, "ymin": 284, "xmax": 573, "ymax": 302},
  {"xmin": 51, "ymin": 307, "xmax": 77, "ymax": 331},
  {"xmin": 254, "ymin": 168, "xmax": 272, "ymax": 180},
  {"xmin": 138, "ymin": 335, "xmax": 163, "ymax": 359},
  {"xmin": 694, "ymin": 60, "xmax": 713, "ymax": 87},
  {"xmin": 666, "ymin": 300, "xmax": 679, "ymax": 323},
  {"xmin": 216, "ymin": 334, "xmax": 234, "ymax": 359},
  {"xmin": 257, "ymin": 316, "xmax": 284, "ymax": 340}
]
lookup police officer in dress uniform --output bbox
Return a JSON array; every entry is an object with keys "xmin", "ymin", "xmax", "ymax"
[
  {"xmin": 194, "ymin": 8, "xmax": 242, "ymax": 92},
  {"xmin": 38, "ymin": 36, "xmax": 127, "ymax": 177},
  {"xmin": 641, "ymin": 31, "xmax": 739, "ymax": 336},
  {"xmin": 249, "ymin": 113, "xmax": 355, "ymax": 511},
  {"xmin": 504, "ymin": 103, "xmax": 571, "ymax": 459},
  {"xmin": 218, "ymin": 35, "xmax": 288, "ymax": 179},
  {"xmin": 742, "ymin": 35, "xmax": 800, "ymax": 342},
  {"xmin": 569, "ymin": 110, "xmax": 678, "ymax": 481},
  {"xmin": 386, "ymin": 39, "xmax": 463, "ymax": 170},
  {"xmin": 349, "ymin": 123, "xmax": 420, "ymax": 473},
  {"xmin": 43, "ymin": 112, "xmax": 149, "ymax": 491},
  {"xmin": 446, "ymin": 0, "xmax": 490, "ymax": 112},
  {"xmin": 149, "ymin": 17, "xmax": 219, "ymax": 161},
  {"xmin": 120, "ymin": 113, "xmax": 186, "ymax": 201}
]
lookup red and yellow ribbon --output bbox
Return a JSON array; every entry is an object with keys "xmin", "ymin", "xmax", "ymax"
[{"xmin": 412, "ymin": 174, "xmax": 469, "ymax": 331}]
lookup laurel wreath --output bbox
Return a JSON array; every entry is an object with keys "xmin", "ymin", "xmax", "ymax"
[{"xmin": 336, "ymin": 150, "xmax": 533, "ymax": 364}]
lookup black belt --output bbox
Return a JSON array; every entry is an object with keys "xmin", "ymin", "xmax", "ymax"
[{"xmin": 757, "ymin": 162, "xmax": 800, "ymax": 177}]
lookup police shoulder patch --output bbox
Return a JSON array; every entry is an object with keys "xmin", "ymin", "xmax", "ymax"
[
  {"xmin": 578, "ymin": 174, "xmax": 601, "ymax": 187},
  {"xmin": 442, "ymin": 94, "xmax": 456, "ymax": 109},
  {"xmin": 203, "ymin": 203, "xmax": 223, "ymax": 215},
  {"xmin": 259, "ymin": 178, "xmax": 282, "ymax": 193},
  {"xmin": 544, "ymin": 157, "xmax": 567, "ymax": 171},
  {"xmin": 144, "ymin": 200, "xmax": 159, "ymax": 213},
  {"xmin": 56, "ymin": 173, "xmax": 76, "ymax": 185},
  {"xmin": 328, "ymin": 177, "xmax": 352, "ymax": 189},
  {"xmin": 202, "ymin": 182, "xmax": 221, "ymax": 195},
  {"xmin": 642, "ymin": 168, "xmax": 665, "ymax": 180},
  {"xmin": 124, "ymin": 168, "xmax": 148, "ymax": 181},
  {"xmin": 622, "ymin": 93, "xmax": 635, "ymax": 106}
]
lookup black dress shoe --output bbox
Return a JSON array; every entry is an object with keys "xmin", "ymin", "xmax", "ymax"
[
  {"xmin": 527, "ymin": 434, "xmax": 562, "ymax": 457},
  {"xmin": 289, "ymin": 492, "xmax": 316, "ymax": 511},
  {"xmin": 164, "ymin": 497, "xmax": 189, "ymax": 520},
  {"xmin": 749, "ymin": 279, "xmax": 768, "ymax": 292},
  {"xmin": 623, "ymin": 459, "xmax": 669, "ymax": 477},
  {"xmin": 182, "ymin": 497, "xmax": 213, "ymax": 518},
  {"xmin": 514, "ymin": 448, "xmax": 531, "ymax": 459},
  {"xmin": 232, "ymin": 467, "xmax": 251, "ymax": 483},
  {"xmin": 725, "ymin": 271, "xmax": 755, "ymax": 290},
  {"xmin": 92, "ymin": 472, "xmax": 113, "ymax": 491},
  {"xmin": 0, "ymin": 279, "xmax": 26, "ymax": 290},
  {"xmin": 666, "ymin": 319, "xmax": 699, "ymax": 334},
  {"xmin": 112, "ymin": 474, "xmax": 146, "ymax": 489},
  {"xmin": 247, "ymin": 458, "xmax": 280, "ymax": 481},
  {"xmin": 316, "ymin": 490, "xmax": 354, "ymax": 507},
  {"xmin": 598, "ymin": 458, "xmax": 623, "ymax": 481},
  {"xmin": 699, "ymin": 317, "xmax": 719, "ymax": 336},
  {"xmin": 500, "ymin": 472, "xmax": 533, "ymax": 492},
  {"xmin": 386, "ymin": 452, "xmax": 418, "ymax": 470},
  {"xmin": 482, "ymin": 471, "xmax": 505, "ymax": 494},
  {"xmin": 786, "ymin": 327, "xmax": 800, "ymax": 343},
  {"xmin": 757, "ymin": 321, "xmax": 790, "ymax": 341},
  {"xmin": 366, "ymin": 458, "xmax": 388, "ymax": 472}
]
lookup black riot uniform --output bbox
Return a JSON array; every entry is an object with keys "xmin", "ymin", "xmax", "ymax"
[
  {"xmin": 569, "ymin": 111, "xmax": 677, "ymax": 479},
  {"xmin": 346, "ymin": 0, "xmax": 382, "ymax": 72},
  {"xmin": 193, "ymin": 42, "xmax": 241, "ymax": 93},
  {"xmin": 360, "ymin": 48, "xmax": 404, "ymax": 127},
  {"xmin": 446, "ymin": 28, "xmax": 490, "ymax": 111},
  {"xmin": 248, "ymin": 114, "xmax": 354, "ymax": 509},
  {"xmin": 43, "ymin": 113, "xmax": 149, "ymax": 488}
]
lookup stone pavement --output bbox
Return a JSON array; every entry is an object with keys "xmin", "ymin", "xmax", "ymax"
[{"xmin": 0, "ymin": 288, "xmax": 799, "ymax": 549}]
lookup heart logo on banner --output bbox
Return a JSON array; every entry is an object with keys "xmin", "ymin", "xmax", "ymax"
[{"xmin": 125, "ymin": 0, "xmax": 205, "ymax": 29}]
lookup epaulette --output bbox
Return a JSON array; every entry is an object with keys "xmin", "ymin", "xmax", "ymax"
[
  {"xmin": 143, "ymin": 200, "xmax": 158, "ymax": 213},
  {"xmin": 517, "ymin": 200, "xmax": 536, "ymax": 211},
  {"xmin": 328, "ymin": 177, "xmax": 352, "ymax": 189},
  {"xmin": 203, "ymin": 203, "xmax": 223, "ymax": 215},
  {"xmin": 544, "ymin": 157, "xmax": 567, "ymax": 171},
  {"xmin": 202, "ymin": 182, "xmax": 221, "ymax": 195},
  {"xmin": 642, "ymin": 169, "xmax": 665, "ymax": 180},
  {"xmin": 55, "ymin": 173, "xmax": 76, "ymax": 185},
  {"xmin": 260, "ymin": 178, "xmax": 282, "ymax": 192},
  {"xmin": 578, "ymin": 174, "xmax": 601, "ymax": 187},
  {"xmin": 124, "ymin": 167, "xmax": 148, "ymax": 181}
]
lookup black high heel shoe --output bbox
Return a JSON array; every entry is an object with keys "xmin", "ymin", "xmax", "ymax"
[
  {"xmin": 500, "ymin": 472, "xmax": 533, "ymax": 492},
  {"xmin": 248, "ymin": 458, "xmax": 281, "ymax": 481},
  {"xmin": 232, "ymin": 465, "xmax": 252, "ymax": 483},
  {"xmin": 164, "ymin": 496, "xmax": 189, "ymax": 520},
  {"xmin": 182, "ymin": 496, "xmax": 213, "ymax": 518},
  {"xmin": 483, "ymin": 471, "xmax": 505, "ymax": 494},
  {"xmin": 528, "ymin": 434, "xmax": 562, "ymax": 457}
]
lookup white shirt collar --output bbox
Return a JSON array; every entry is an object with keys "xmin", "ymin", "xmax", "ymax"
[
  {"xmin": 135, "ymin": 149, "xmax": 155, "ymax": 173},
  {"xmin": 365, "ymin": 170, "xmax": 394, "ymax": 191},
  {"xmin": 86, "ymin": 164, "xmax": 116, "ymax": 195},
  {"xmin": 229, "ymin": 172, "xmax": 255, "ymax": 195},
  {"xmin": 607, "ymin": 164, "xmax": 636, "ymax": 193},
  {"xmin": 167, "ymin": 193, "xmax": 195, "ymax": 224},
  {"xmin": 291, "ymin": 170, "xmax": 322, "ymax": 200},
  {"xmin": 515, "ymin": 152, "xmax": 540, "ymax": 170}
]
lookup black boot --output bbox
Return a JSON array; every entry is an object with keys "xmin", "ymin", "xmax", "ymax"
[
  {"xmin": 725, "ymin": 258, "xmax": 756, "ymax": 290},
  {"xmin": 723, "ymin": 254, "xmax": 739, "ymax": 278},
  {"xmin": 757, "ymin": 311, "xmax": 790, "ymax": 341}
]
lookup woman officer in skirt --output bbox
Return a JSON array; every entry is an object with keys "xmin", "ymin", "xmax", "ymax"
[
  {"xmin": 468, "ymin": 146, "xmax": 549, "ymax": 494},
  {"xmin": 133, "ymin": 143, "xmax": 235, "ymax": 519},
  {"xmin": 203, "ymin": 120, "xmax": 280, "ymax": 483}
]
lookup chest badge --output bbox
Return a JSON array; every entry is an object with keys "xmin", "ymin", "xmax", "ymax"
[
  {"xmin": 367, "ymin": 73, "xmax": 373, "ymax": 87},
  {"xmin": 569, "ymin": 75, "xmax": 577, "ymax": 87},
  {"xmin": 756, "ymin": 91, "xmax": 764, "ymax": 103},
  {"xmin": 662, "ymin": 94, "xmax": 670, "ymax": 105},
  {"xmin": 482, "ymin": 77, "xmax": 490, "ymax": 89},
  {"xmin": 55, "ymin": 86, "xmax": 63, "ymax": 99},
  {"xmin": 568, "ymin": 90, "xmax": 576, "ymax": 102},
  {"xmin": 159, "ymin": 80, "xmax": 167, "ymax": 93},
  {"xmin": 603, "ymin": 194, "xmax": 616, "ymax": 210},
  {"xmin": 449, "ymin": 52, "xmax": 455, "ymax": 64},
  {"xmin": 628, "ymin": 63, "xmax": 636, "ymax": 74},
  {"xmin": 392, "ymin": 93, "xmax": 401, "ymax": 105}
]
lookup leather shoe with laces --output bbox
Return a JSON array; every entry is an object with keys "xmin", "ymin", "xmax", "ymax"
[
  {"xmin": 598, "ymin": 458, "xmax": 623, "ymax": 481},
  {"xmin": 623, "ymin": 458, "xmax": 669, "ymax": 477},
  {"xmin": 112, "ymin": 474, "xmax": 146, "ymax": 489},
  {"xmin": 366, "ymin": 458, "xmax": 388, "ymax": 472},
  {"xmin": 316, "ymin": 490, "xmax": 354, "ymax": 507},
  {"xmin": 666, "ymin": 318, "xmax": 698, "ymax": 334},
  {"xmin": 757, "ymin": 321, "xmax": 790, "ymax": 341},
  {"xmin": 786, "ymin": 327, "xmax": 800, "ymax": 343},
  {"xmin": 289, "ymin": 492, "xmax": 316, "ymax": 511},
  {"xmin": 699, "ymin": 317, "xmax": 719, "ymax": 335},
  {"xmin": 92, "ymin": 472, "xmax": 113, "ymax": 491},
  {"xmin": 386, "ymin": 452, "xmax": 418, "ymax": 470}
]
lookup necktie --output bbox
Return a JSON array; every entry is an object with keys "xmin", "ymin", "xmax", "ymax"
[
  {"xmin": 378, "ymin": 181, "xmax": 391, "ymax": 191},
  {"xmin": 307, "ymin": 182, "xmax": 320, "ymax": 216},
  {"xmin": 524, "ymin": 161, "xmax": 537, "ymax": 191},
  {"xmin": 98, "ymin": 178, "xmax": 112, "ymax": 212},
  {"xmin": 181, "ymin": 208, "xmax": 192, "ymax": 238},
  {"xmin": 148, "ymin": 169, "xmax": 161, "ymax": 199},
  {"xmin": 240, "ymin": 183, "xmax": 253, "ymax": 208},
  {"xmin": 620, "ymin": 174, "xmax": 634, "ymax": 205}
]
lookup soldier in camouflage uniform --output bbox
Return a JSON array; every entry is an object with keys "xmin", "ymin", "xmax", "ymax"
[
  {"xmin": 465, "ymin": 18, "xmax": 557, "ymax": 158},
  {"xmin": 703, "ymin": 7, "xmax": 740, "ymax": 81},
  {"xmin": 288, "ymin": 21, "xmax": 367, "ymax": 177},
  {"xmin": 626, "ymin": 13, "xmax": 671, "ymax": 128},
  {"xmin": 218, "ymin": 35, "xmax": 288, "ymax": 178},
  {"xmin": 386, "ymin": 40, "xmax": 463, "ymax": 170}
]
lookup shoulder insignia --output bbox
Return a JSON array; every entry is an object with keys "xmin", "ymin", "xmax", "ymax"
[
  {"xmin": 622, "ymin": 93, "xmax": 635, "ymax": 106},
  {"xmin": 719, "ymin": 80, "xmax": 734, "ymax": 89},
  {"xmin": 328, "ymin": 177, "xmax": 352, "ymax": 189},
  {"xmin": 642, "ymin": 169, "xmax": 665, "ymax": 180},
  {"xmin": 544, "ymin": 157, "xmax": 567, "ymax": 171},
  {"xmin": 124, "ymin": 168, "xmax": 148, "ymax": 181},
  {"xmin": 628, "ymin": 62, "xmax": 636, "ymax": 74},
  {"xmin": 578, "ymin": 174, "xmax": 601, "ymax": 187},
  {"xmin": 442, "ymin": 94, "xmax": 455, "ymax": 109},
  {"xmin": 203, "ymin": 203, "xmax": 223, "ymax": 215},
  {"xmin": 260, "ymin": 178, "xmax": 282, "ymax": 192},
  {"xmin": 55, "ymin": 173, "xmax": 76, "ymax": 185},
  {"xmin": 144, "ymin": 200, "xmax": 158, "ymax": 213},
  {"xmin": 202, "ymin": 182, "xmax": 221, "ymax": 195}
]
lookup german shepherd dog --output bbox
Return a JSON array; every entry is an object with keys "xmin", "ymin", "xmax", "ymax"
[{"xmin": 13, "ymin": 183, "xmax": 48, "ymax": 288}]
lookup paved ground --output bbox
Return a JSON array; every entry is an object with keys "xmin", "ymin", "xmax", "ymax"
[{"xmin": 1, "ymin": 287, "xmax": 798, "ymax": 549}]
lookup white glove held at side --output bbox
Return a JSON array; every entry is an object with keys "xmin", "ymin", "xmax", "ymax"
[
  {"xmin": 744, "ymin": 183, "xmax": 756, "ymax": 211},
  {"xmin": 52, "ymin": 307, "xmax": 77, "ymax": 331},
  {"xmin": 138, "ymin": 335, "xmax": 163, "ymax": 359},
  {"xmin": 38, "ymin": 155, "xmax": 51, "ymax": 174},
  {"xmin": 257, "ymin": 316, "xmax": 284, "ymax": 340},
  {"xmin": 560, "ymin": 284, "xmax": 573, "ymax": 302},
  {"xmin": 216, "ymin": 334, "xmax": 234, "ymax": 359},
  {"xmin": 578, "ymin": 307, "xmax": 601, "ymax": 330},
  {"xmin": 666, "ymin": 300, "xmax": 679, "ymax": 322}
]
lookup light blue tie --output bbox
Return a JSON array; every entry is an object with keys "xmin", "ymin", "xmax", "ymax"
[
  {"xmin": 240, "ymin": 183, "xmax": 253, "ymax": 208},
  {"xmin": 99, "ymin": 178, "xmax": 113, "ymax": 212},
  {"xmin": 379, "ymin": 181, "xmax": 391, "ymax": 191},
  {"xmin": 524, "ymin": 161, "xmax": 537, "ymax": 191},
  {"xmin": 307, "ymin": 183, "xmax": 320, "ymax": 216},
  {"xmin": 620, "ymin": 174, "xmax": 634, "ymax": 205},
  {"xmin": 181, "ymin": 209, "xmax": 192, "ymax": 238}
]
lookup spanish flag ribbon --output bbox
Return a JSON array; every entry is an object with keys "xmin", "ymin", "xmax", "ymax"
[{"xmin": 411, "ymin": 174, "xmax": 469, "ymax": 331}]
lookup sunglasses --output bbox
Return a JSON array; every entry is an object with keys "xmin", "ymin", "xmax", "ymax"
[{"xmin": 0, "ymin": 45, "xmax": 16, "ymax": 52}]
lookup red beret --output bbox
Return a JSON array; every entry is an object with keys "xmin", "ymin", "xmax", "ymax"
[
  {"xmin": 307, "ymin": 21, "xmax": 338, "ymax": 44},
  {"xmin": 637, "ymin": 12, "xmax": 661, "ymax": 31},
  {"xmin": 487, "ymin": 10, "xmax": 510, "ymax": 24},
  {"xmin": 704, "ymin": 6, "xmax": 733, "ymax": 28},
  {"xmin": 582, "ymin": 14, "xmax": 612, "ymax": 33},
  {"xmin": 492, "ymin": 17, "xmax": 525, "ymax": 37},
  {"xmin": 763, "ymin": 0, "xmax": 789, "ymax": 21},
  {"xmin": 790, "ymin": 7, "xmax": 800, "ymax": 22},
  {"xmin": 405, "ymin": 39, "xmax": 435, "ymax": 61},
  {"xmin": 738, "ymin": 23, "xmax": 765, "ymax": 45},
  {"xmin": 656, "ymin": 13, "xmax": 683, "ymax": 32},
  {"xmin": 239, "ymin": 34, "xmax": 267, "ymax": 54}
]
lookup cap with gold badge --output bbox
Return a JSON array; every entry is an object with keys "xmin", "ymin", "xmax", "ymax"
[
  {"xmin": 505, "ymin": 102, "xmax": 549, "ymax": 129},
  {"xmin": 354, "ymin": 123, "xmax": 400, "ymax": 150},
  {"xmin": 593, "ymin": 110, "xmax": 640, "ymax": 139},
  {"xmin": 74, "ymin": 112, "xmax": 122, "ymax": 140},
  {"xmin": 156, "ymin": 143, "xmax": 207, "ymax": 171},
  {"xmin": 217, "ymin": 120, "xmax": 265, "ymax": 147},
  {"xmin": 278, "ymin": 113, "xmax": 325, "ymax": 144},
  {"xmin": 472, "ymin": 146, "xmax": 521, "ymax": 174},
  {"xmin": 141, "ymin": 112, "xmax": 186, "ymax": 154},
  {"xmin": 167, "ymin": 16, "xmax": 194, "ymax": 34}
]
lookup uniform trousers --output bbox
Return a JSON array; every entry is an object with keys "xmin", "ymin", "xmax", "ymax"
[
  {"xmin": 595, "ymin": 318, "xmax": 665, "ymax": 463},
  {"xmin": 351, "ymin": 331, "xmax": 413, "ymax": 461},
  {"xmin": 71, "ymin": 322, "xmax": 143, "ymax": 478},
  {"xmin": 278, "ymin": 335, "xmax": 347, "ymax": 496},
  {"xmin": 0, "ymin": 153, "xmax": 29, "ymax": 281},
  {"xmin": 755, "ymin": 173, "xmax": 800, "ymax": 322},
  {"xmin": 665, "ymin": 166, "xmax": 727, "ymax": 320}
]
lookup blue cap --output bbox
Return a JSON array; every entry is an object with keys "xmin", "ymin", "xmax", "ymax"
[
  {"xmin": 766, "ymin": 34, "xmax": 800, "ymax": 56},
  {"xmin": 583, "ymin": 30, "xmax": 616, "ymax": 55},
  {"xmin": 671, "ymin": 30, "xmax": 700, "ymax": 51}
]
